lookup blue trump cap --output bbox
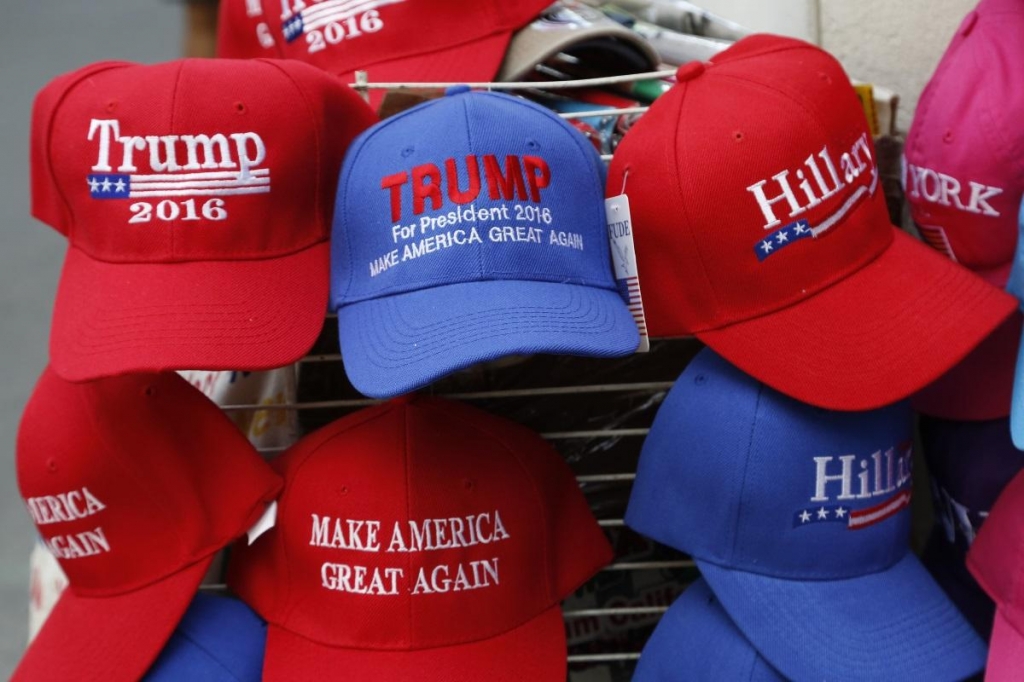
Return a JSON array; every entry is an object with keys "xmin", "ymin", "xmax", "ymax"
[
  {"xmin": 626, "ymin": 348, "xmax": 986, "ymax": 682},
  {"xmin": 143, "ymin": 592, "xmax": 266, "ymax": 681},
  {"xmin": 633, "ymin": 578, "xmax": 785, "ymax": 682},
  {"xmin": 330, "ymin": 89, "xmax": 639, "ymax": 398},
  {"xmin": 1006, "ymin": 196, "xmax": 1024, "ymax": 448}
]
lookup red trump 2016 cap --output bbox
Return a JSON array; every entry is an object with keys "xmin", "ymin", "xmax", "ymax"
[
  {"xmin": 31, "ymin": 58, "xmax": 377, "ymax": 381},
  {"xmin": 12, "ymin": 368, "xmax": 281, "ymax": 682},
  {"xmin": 607, "ymin": 34, "xmax": 1017, "ymax": 411},
  {"xmin": 216, "ymin": 0, "xmax": 552, "ymax": 102},
  {"xmin": 228, "ymin": 395, "xmax": 612, "ymax": 681}
]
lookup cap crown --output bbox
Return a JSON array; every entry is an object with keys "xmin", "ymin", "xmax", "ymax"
[
  {"xmin": 218, "ymin": 0, "xmax": 551, "ymax": 73},
  {"xmin": 16, "ymin": 368, "xmax": 281, "ymax": 595},
  {"xmin": 229, "ymin": 396, "xmax": 611, "ymax": 649},
  {"xmin": 332, "ymin": 91, "xmax": 617, "ymax": 306},
  {"xmin": 31, "ymin": 58, "xmax": 376, "ymax": 262},
  {"xmin": 903, "ymin": 0, "xmax": 1024, "ymax": 277},
  {"xmin": 968, "ymin": 467, "xmax": 1024, "ymax": 630},
  {"xmin": 626, "ymin": 348, "xmax": 914, "ymax": 579},
  {"xmin": 607, "ymin": 35, "xmax": 893, "ymax": 336}
]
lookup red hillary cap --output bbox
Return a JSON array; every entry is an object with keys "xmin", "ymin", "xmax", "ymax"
[
  {"xmin": 31, "ymin": 58, "xmax": 377, "ymax": 381},
  {"xmin": 228, "ymin": 395, "xmax": 612, "ymax": 681},
  {"xmin": 607, "ymin": 34, "xmax": 1016, "ymax": 411},
  {"xmin": 13, "ymin": 367, "xmax": 281, "ymax": 682},
  {"xmin": 968, "ymin": 468, "xmax": 1024, "ymax": 679},
  {"xmin": 216, "ymin": 0, "xmax": 552, "ymax": 105},
  {"xmin": 903, "ymin": 0, "xmax": 1024, "ymax": 420}
]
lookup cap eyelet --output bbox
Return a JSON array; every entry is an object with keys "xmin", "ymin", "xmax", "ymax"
[
  {"xmin": 943, "ymin": 130, "xmax": 954, "ymax": 143},
  {"xmin": 694, "ymin": 374, "xmax": 707, "ymax": 386},
  {"xmin": 46, "ymin": 458, "xmax": 58, "ymax": 473},
  {"xmin": 105, "ymin": 100, "xmax": 117, "ymax": 112},
  {"xmin": 234, "ymin": 101, "xmax": 247, "ymax": 114},
  {"xmin": 143, "ymin": 385, "xmax": 158, "ymax": 397},
  {"xmin": 338, "ymin": 485, "xmax": 349, "ymax": 495},
  {"xmin": 818, "ymin": 72, "xmax": 833, "ymax": 85},
  {"xmin": 463, "ymin": 478, "xmax": 475, "ymax": 490},
  {"xmin": 526, "ymin": 139, "xmax": 540, "ymax": 151},
  {"xmin": 733, "ymin": 130, "xmax": 744, "ymax": 142},
  {"xmin": 401, "ymin": 146, "xmax": 415, "ymax": 158}
]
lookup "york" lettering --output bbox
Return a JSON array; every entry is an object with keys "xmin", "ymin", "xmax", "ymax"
[
  {"xmin": 381, "ymin": 155, "xmax": 551, "ymax": 222},
  {"xmin": 88, "ymin": 119, "xmax": 266, "ymax": 179},
  {"xmin": 903, "ymin": 161, "xmax": 1002, "ymax": 217}
]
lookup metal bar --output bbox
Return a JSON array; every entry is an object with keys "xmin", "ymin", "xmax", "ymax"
[
  {"xmin": 349, "ymin": 69, "xmax": 677, "ymax": 91},
  {"xmin": 560, "ymin": 107, "xmax": 649, "ymax": 119},
  {"xmin": 564, "ymin": 606, "xmax": 667, "ymax": 618},
  {"xmin": 568, "ymin": 653, "xmax": 642, "ymax": 663},
  {"xmin": 542, "ymin": 429, "xmax": 649, "ymax": 439},
  {"xmin": 597, "ymin": 519, "xmax": 626, "ymax": 527},
  {"xmin": 577, "ymin": 473, "xmax": 636, "ymax": 483},
  {"xmin": 605, "ymin": 560, "xmax": 694, "ymax": 570}
]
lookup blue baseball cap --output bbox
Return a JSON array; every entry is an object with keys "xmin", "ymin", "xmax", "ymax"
[
  {"xmin": 626, "ymin": 348, "xmax": 986, "ymax": 682},
  {"xmin": 1006, "ymin": 196, "xmax": 1024, "ymax": 448},
  {"xmin": 330, "ymin": 88, "xmax": 639, "ymax": 398},
  {"xmin": 633, "ymin": 578, "xmax": 785, "ymax": 682},
  {"xmin": 919, "ymin": 414, "xmax": 1024, "ymax": 637},
  {"xmin": 143, "ymin": 592, "xmax": 266, "ymax": 681}
]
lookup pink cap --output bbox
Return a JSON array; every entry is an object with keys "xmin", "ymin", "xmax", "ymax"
[
  {"xmin": 905, "ymin": 0, "xmax": 1024, "ymax": 420},
  {"xmin": 968, "ymin": 467, "xmax": 1024, "ymax": 678}
]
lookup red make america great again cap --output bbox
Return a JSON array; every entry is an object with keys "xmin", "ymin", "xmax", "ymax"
[
  {"xmin": 608, "ymin": 35, "xmax": 1016, "ymax": 411},
  {"xmin": 227, "ymin": 395, "xmax": 612, "ymax": 681},
  {"xmin": 13, "ymin": 368, "xmax": 281, "ymax": 682},
  {"xmin": 31, "ymin": 58, "xmax": 376, "ymax": 381}
]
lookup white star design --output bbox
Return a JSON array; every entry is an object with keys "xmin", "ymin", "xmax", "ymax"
[
  {"xmin": 100, "ymin": 177, "xmax": 112, "ymax": 192},
  {"xmin": 760, "ymin": 240, "xmax": 773, "ymax": 253},
  {"xmin": 87, "ymin": 177, "xmax": 100, "ymax": 192},
  {"xmin": 817, "ymin": 507, "xmax": 829, "ymax": 520},
  {"xmin": 834, "ymin": 507, "xmax": 846, "ymax": 518},
  {"xmin": 114, "ymin": 178, "xmax": 126, "ymax": 192},
  {"xmin": 793, "ymin": 223, "xmax": 809, "ymax": 235},
  {"xmin": 776, "ymin": 230, "xmax": 789, "ymax": 244},
  {"xmin": 799, "ymin": 510, "xmax": 811, "ymax": 523}
]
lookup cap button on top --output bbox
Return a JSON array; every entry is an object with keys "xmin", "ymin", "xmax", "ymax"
[
  {"xmin": 444, "ymin": 85, "xmax": 472, "ymax": 97},
  {"xmin": 676, "ymin": 61, "xmax": 706, "ymax": 82}
]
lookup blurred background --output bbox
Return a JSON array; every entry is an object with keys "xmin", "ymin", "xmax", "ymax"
[{"xmin": 0, "ymin": 0, "xmax": 976, "ymax": 678}]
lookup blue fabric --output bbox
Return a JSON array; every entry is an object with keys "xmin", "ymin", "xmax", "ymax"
[
  {"xmin": 143, "ymin": 593, "xmax": 266, "ymax": 681},
  {"xmin": 331, "ymin": 89, "xmax": 638, "ymax": 398},
  {"xmin": 633, "ymin": 578, "xmax": 785, "ymax": 682},
  {"xmin": 1008, "ymin": 196, "xmax": 1024, "ymax": 448},
  {"xmin": 626, "ymin": 347, "xmax": 986, "ymax": 682}
]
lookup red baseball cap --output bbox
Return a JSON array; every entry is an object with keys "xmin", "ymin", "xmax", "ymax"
[
  {"xmin": 903, "ymin": 0, "xmax": 1024, "ymax": 420},
  {"xmin": 607, "ymin": 34, "xmax": 1017, "ymax": 411},
  {"xmin": 968, "ymin": 468, "xmax": 1024, "ymax": 680},
  {"xmin": 216, "ymin": 0, "xmax": 552, "ymax": 105},
  {"xmin": 228, "ymin": 395, "xmax": 612, "ymax": 681},
  {"xmin": 13, "ymin": 367, "xmax": 281, "ymax": 682},
  {"xmin": 31, "ymin": 58, "xmax": 377, "ymax": 381}
]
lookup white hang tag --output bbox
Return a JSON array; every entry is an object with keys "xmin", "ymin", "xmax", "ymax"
[
  {"xmin": 246, "ymin": 500, "xmax": 278, "ymax": 545},
  {"xmin": 605, "ymin": 194, "xmax": 650, "ymax": 352}
]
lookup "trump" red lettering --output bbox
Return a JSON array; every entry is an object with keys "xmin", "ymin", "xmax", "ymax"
[{"xmin": 380, "ymin": 154, "xmax": 551, "ymax": 222}]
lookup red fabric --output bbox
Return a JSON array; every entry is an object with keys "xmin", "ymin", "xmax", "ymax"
[
  {"xmin": 30, "ymin": 58, "xmax": 377, "ymax": 380},
  {"xmin": 986, "ymin": 610, "xmax": 1024, "ymax": 682},
  {"xmin": 228, "ymin": 396, "xmax": 612, "ymax": 679},
  {"xmin": 13, "ymin": 368, "xmax": 282, "ymax": 680},
  {"xmin": 607, "ymin": 34, "xmax": 1016, "ymax": 410}
]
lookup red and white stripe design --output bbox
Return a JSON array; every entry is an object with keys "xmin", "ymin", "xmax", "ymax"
[
  {"xmin": 624, "ymin": 275, "xmax": 648, "ymax": 337},
  {"xmin": 298, "ymin": 0, "xmax": 404, "ymax": 32},
  {"xmin": 129, "ymin": 169, "xmax": 270, "ymax": 198},
  {"xmin": 916, "ymin": 224, "xmax": 958, "ymax": 262},
  {"xmin": 848, "ymin": 490, "xmax": 911, "ymax": 530}
]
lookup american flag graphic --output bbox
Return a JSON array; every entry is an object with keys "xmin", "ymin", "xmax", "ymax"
[
  {"xmin": 916, "ymin": 224, "xmax": 958, "ymax": 261},
  {"xmin": 87, "ymin": 169, "xmax": 270, "ymax": 200},
  {"xmin": 793, "ymin": 489, "xmax": 912, "ymax": 530},
  {"xmin": 282, "ymin": 0, "xmax": 405, "ymax": 42}
]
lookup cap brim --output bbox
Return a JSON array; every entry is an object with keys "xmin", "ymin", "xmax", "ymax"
[
  {"xmin": 699, "ymin": 229, "xmax": 1017, "ymax": 411},
  {"xmin": 1011, "ymin": 329, "xmax": 1024, "ymax": 449},
  {"xmin": 50, "ymin": 244, "xmax": 328, "ymax": 381},
  {"xmin": 11, "ymin": 555, "xmax": 212, "ymax": 681},
  {"xmin": 697, "ymin": 553, "xmax": 986, "ymax": 682},
  {"xmin": 262, "ymin": 605, "xmax": 566, "ymax": 682},
  {"xmin": 336, "ymin": 31, "xmax": 514, "ymax": 108},
  {"xmin": 338, "ymin": 280, "xmax": 640, "ymax": 398},
  {"xmin": 987, "ymin": 609, "xmax": 1024, "ymax": 682}
]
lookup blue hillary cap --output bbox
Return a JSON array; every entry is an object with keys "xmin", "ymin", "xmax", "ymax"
[
  {"xmin": 633, "ymin": 578, "xmax": 784, "ymax": 682},
  {"xmin": 626, "ymin": 348, "xmax": 986, "ymax": 682},
  {"xmin": 143, "ymin": 592, "xmax": 266, "ymax": 681},
  {"xmin": 330, "ymin": 89, "xmax": 639, "ymax": 398},
  {"xmin": 1007, "ymin": 196, "xmax": 1024, "ymax": 448}
]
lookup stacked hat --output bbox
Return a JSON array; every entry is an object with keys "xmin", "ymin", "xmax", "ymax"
[
  {"xmin": 216, "ymin": 0, "xmax": 552, "ymax": 92},
  {"xmin": 626, "ymin": 347, "xmax": 986, "ymax": 681},
  {"xmin": 30, "ymin": 58, "xmax": 376, "ymax": 380},
  {"xmin": 920, "ymin": 414, "xmax": 1024, "ymax": 637},
  {"xmin": 904, "ymin": 0, "xmax": 1024, "ymax": 421},
  {"xmin": 13, "ymin": 368, "xmax": 281, "ymax": 681},
  {"xmin": 607, "ymin": 34, "xmax": 1016, "ymax": 410},
  {"xmin": 330, "ymin": 88, "xmax": 639, "ymax": 398},
  {"xmin": 228, "ymin": 395, "xmax": 612, "ymax": 681},
  {"xmin": 968, "ymin": 467, "xmax": 1024, "ymax": 679},
  {"xmin": 143, "ymin": 593, "xmax": 266, "ymax": 681},
  {"xmin": 1008, "ymin": 200, "xmax": 1024, "ymax": 447},
  {"xmin": 633, "ymin": 578, "xmax": 785, "ymax": 682}
]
